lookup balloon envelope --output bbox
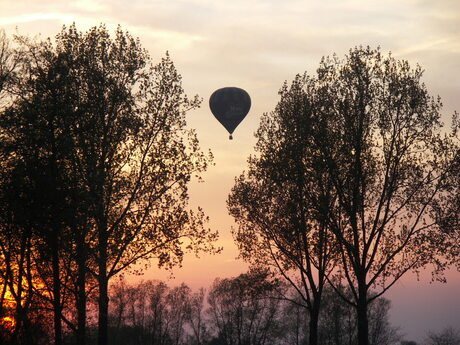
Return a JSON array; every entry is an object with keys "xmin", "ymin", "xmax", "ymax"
[{"xmin": 209, "ymin": 87, "xmax": 251, "ymax": 139}]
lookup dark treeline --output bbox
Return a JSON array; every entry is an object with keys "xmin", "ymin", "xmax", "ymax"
[
  {"xmin": 1, "ymin": 23, "xmax": 460, "ymax": 345},
  {"xmin": 1, "ymin": 267, "xmax": 400, "ymax": 345},
  {"xmin": 1, "ymin": 266, "xmax": 458, "ymax": 345},
  {"xmin": 0, "ymin": 25, "xmax": 219, "ymax": 345},
  {"xmin": 82, "ymin": 269, "xmax": 402, "ymax": 345}
]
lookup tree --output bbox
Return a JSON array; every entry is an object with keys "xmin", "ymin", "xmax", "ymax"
[
  {"xmin": 306, "ymin": 47, "xmax": 456, "ymax": 345},
  {"xmin": 0, "ymin": 29, "xmax": 20, "ymax": 103},
  {"xmin": 207, "ymin": 269, "xmax": 285, "ymax": 345},
  {"xmin": 0, "ymin": 29, "xmax": 19, "ymax": 326},
  {"xmin": 2, "ymin": 24, "xmax": 219, "ymax": 345},
  {"xmin": 426, "ymin": 327, "xmax": 460, "ymax": 345},
  {"xmin": 1, "ymin": 30, "xmax": 112, "ymax": 345},
  {"xmin": 228, "ymin": 75, "xmax": 338, "ymax": 345},
  {"xmin": 107, "ymin": 279, "xmax": 194, "ymax": 345},
  {"xmin": 318, "ymin": 284, "xmax": 401, "ymax": 345},
  {"xmin": 431, "ymin": 118, "xmax": 460, "ymax": 271},
  {"xmin": 0, "ymin": 29, "xmax": 55, "ymax": 345},
  {"xmin": 230, "ymin": 46, "xmax": 457, "ymax": 345},
  {"xmin": 187, "ymin": 288, "xmax": 210, "ymax": 345},
  {"xmin": 280, "ymin": 293, "xmax": 308, "ymax": 345},
  {"xmin": 57, "ymin": 25, "xmax": 217, "ymax": 345}
]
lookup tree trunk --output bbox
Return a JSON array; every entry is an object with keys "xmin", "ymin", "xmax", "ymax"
[
  {"xmin": 309, "ymin": 301, "xmax": 320, "ymax": 345},
  {"xmin": 356, "ymin": 283, "xmax": 369, "ymax": 345},
  {"xmin": 295, "ymin": 305, "xmax": 301, "ymax": 345},
  {"xmin": 0, "ymin": 265, "xmax": 8, "ymax": 317},
  {"xmin": 52, "ymin": 236, "xmax": 63, "ymax": 345},
  {"xmin": 49, "ymin": 127, "xmax": 62, "ymax": 345},
  {"xmin": 76, "ymin": 234, "xmax": 87, "ymax": 345},
  {"xmin": 98, "ymin": 223, "xmax": 109, "ymax": 345}
]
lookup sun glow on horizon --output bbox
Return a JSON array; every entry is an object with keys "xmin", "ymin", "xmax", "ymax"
[{"xmin": 0, "ymin": 316, "xmax": 15, "ymax": 331}]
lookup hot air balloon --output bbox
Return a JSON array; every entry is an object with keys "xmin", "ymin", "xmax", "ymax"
[{"xmin": 209, "ymin": 87, "xmax": 251, "ymax": 139}]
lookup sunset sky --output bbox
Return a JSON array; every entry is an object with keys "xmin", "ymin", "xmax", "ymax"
[{"xmin": 1, "ymin": 0, "xmax": 459, "ymax": 342}]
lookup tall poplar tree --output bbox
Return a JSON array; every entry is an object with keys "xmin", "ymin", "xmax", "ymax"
[
  {"xmin": 228, "ymin": 75, "xmax": 338, "ymax": 345},
  {"xmin": 2, "ymin": 24, "xmax": 219, "ymax": 345},
  {"xmin": 229, "ymin": 47, "xmax": 457, "ymax": 345}
]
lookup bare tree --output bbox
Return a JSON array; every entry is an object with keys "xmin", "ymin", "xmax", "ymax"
[
  {"xmin": 108, "ymin": 279, "xmax": 193, "ymax": 345},
  {"xmin": 187, "ymin": 288, "xmax": 210, "ymax": 345},
  {"xmin": 426, "ymin": 327, "xmax": 460, "ymax": 345},
  {"xmin": 207, "ymin": 269, "xmax": 285, "ymax": 345}
]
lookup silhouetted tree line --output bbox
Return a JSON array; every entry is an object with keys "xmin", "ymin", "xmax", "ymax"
[
  {"xmin": 1, "ymin": 24, "xmax": 459, "ymax": 345},
  {"xmin": 0, "ymin": 25, "xmax": 218, "ymax": 345},
  {"xmin": 67, "ymin": 270, "xmax": 456, "ymax": 345},
  {"xmin": 57, "ymin": 269, "xmax": 400, "ymax": 345}
]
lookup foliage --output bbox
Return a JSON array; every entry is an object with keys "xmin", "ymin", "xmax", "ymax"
[
  {"xmin": 231, "ymin": 46, "xmax": 457, "ymax": 345},
  {"xmin": 228, "ymin": 57, "xmax": 339, "ymax": 345},
  {"xmin": 0, "ymin": 24, "xmax": 218, "ymax": 345}
]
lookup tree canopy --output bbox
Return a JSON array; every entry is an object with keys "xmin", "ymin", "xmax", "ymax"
[
  {"xmin": 229, "ymin": 46, "xmax": 458, "ymax": 345},
  {"xmin": 0, "ymin": 24, "xmax": 219, "ymax": 345}
]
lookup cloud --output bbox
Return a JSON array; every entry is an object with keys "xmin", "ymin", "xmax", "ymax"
[
  {"xmin": 0, "ymin": 13, "xmax": 71, "ymax": 26},
  {"xmin": 1, "ymin": 0, "xmax": 457, "ymax": 117},
  {"xmin": 71, "ymin": 0, "xmax": 109, "ymax": 13}
]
